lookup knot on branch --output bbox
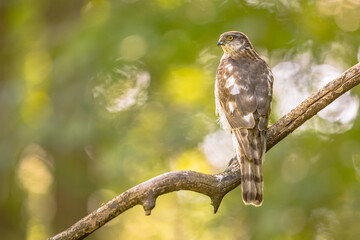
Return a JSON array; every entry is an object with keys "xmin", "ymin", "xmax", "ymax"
[
  {"xmin": 210, "ymin": 195, "xmax": 225, "ymax": 213},
  {"xmin": 141, "ymin": 194, "xmax": 156, "ymax": 216}
]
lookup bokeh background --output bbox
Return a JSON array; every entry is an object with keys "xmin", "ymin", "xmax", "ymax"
[{"xmin": 1, "ymin": 0, "xmax": 360, "ymax": 239}]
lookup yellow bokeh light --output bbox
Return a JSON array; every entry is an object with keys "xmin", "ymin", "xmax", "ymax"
[
  {"xmin": 334, "ymin": 7, "xmax": 360, "ymax": 31},
  {"xmin": 119, "ymin": 35, "xmax": 148, "ymax": 61},
  {"xmin": 24, "ymin": 50, "xmax": 52, "ymax": 85},
  {"xmin": 173, "ymin": 149, "xmax": 211, "ymax": 173},
  {"xmin": 26, "ymin": 219, "xmax": 48, "ymax": 240},
  {"xmin": 17, "ymin": 152, "xmax": 53, "ymax": 194},
  {"xmin": 164, "ymin": 67, "xmax": 211, "ymax": 105}
]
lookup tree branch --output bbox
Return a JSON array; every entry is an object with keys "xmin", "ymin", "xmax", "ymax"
[{"xmin": 48, "ymin": 63, "xmax": 360, "ymax": 240}]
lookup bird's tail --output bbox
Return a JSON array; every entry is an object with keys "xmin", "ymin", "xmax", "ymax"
[{"xmin": 233, "ymin": 129, "xmax": 265, "ymax": 207}]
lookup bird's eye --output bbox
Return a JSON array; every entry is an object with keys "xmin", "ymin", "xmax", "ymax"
[{"xmin": 227, "ymin": 36, "xmax": 234, "ymax": 41}]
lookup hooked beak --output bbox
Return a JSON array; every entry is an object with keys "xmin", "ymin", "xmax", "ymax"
[{"xmin": 217, "ymin": 41, "xmax": 224, "ymax": 46}]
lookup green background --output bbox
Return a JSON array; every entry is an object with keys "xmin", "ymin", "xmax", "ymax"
[{"xmin": 1, "ymin": 0, "xmax": 360, "ymax": 239}]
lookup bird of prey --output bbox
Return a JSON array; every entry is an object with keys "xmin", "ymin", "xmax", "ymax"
[{"xmin": 215, "ymin": 31, "xmax": 273, "ymax": 206}]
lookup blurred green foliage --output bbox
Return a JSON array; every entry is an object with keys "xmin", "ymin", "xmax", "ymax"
[{"xmin": 1, "ymin": 0, "xmax": 360, "ymax": 239}]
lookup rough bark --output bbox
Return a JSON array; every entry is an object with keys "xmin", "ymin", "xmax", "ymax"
[{"xmin": 48, "ymin": 63, "xmax": 360, "ymax": 240}]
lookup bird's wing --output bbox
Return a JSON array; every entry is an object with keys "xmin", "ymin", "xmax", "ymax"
[
  {"xmin": 216, "ymin": 57, "xmax": 273, "ymax": 132},
  {"xmin": 216, "ymin": 57, "xmax": 273, "ymax": 159}
]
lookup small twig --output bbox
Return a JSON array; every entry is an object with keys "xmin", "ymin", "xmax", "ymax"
[{"xmin": 48, "ymin": 63, "xmax": 360, "ymax": 240}]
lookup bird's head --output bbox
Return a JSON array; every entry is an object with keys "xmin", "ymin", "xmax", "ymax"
[{"xmin": 217, "ymin": 31, "xmax": 253, "ymax": 55}]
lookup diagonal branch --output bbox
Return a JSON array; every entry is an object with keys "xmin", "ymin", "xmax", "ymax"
[{"xmin": 48, "ymin": 63, "xmax": 360, "ymax": 240}]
